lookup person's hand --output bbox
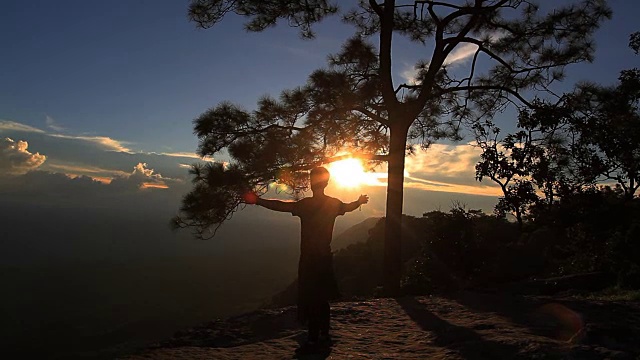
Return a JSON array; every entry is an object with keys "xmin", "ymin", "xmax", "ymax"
[
  {"xmin": 358, "ymin": 194, "xmax": 369, "ymax": 205},
  {"xmin": 243, "ymin": 191, "xmax": 259, "ymax": 205}
]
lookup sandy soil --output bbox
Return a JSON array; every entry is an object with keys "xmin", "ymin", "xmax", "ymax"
[{"xmin": 124, "ymin": 292, "xmax": 640, "ymax": 359}]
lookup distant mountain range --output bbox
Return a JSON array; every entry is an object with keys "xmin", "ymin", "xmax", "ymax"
[{"xmin": 332, "ymin": 217, "xmax": 381, "ymax": 251}]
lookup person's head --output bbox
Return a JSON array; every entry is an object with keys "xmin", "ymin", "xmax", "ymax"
[{"xmin": 310, "ymin": 167, "xmax": 330, "ymax": 193}]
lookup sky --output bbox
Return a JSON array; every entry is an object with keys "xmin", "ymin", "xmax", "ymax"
[{"xmin": 1, "ymin": 0, "xmax": 639, "ymax": 265}]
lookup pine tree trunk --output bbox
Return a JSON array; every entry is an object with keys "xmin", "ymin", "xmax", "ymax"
[{"xmin": 383, "ymin": 126, "xmax": 408, "ymax": 295}]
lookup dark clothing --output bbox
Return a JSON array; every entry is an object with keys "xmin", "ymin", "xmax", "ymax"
[
  {"xmin": 292, "ymin": 196, "xmax": 346, "ymax": 257},
  {"xmin": 297, "ymin": 254, "xmax": 339, "ymax": 323},
  {"xmin": 291, "ymin": 195, "xmax": 346, "ymax": 331},
  {"xmin": 306, "ymin": 301, "xmax": 330, "ymax": 341}
]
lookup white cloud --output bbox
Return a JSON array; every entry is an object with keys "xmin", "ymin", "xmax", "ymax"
[
  {"xmin": 43, "ymin": 162, "xmax": 130, "ymax": 182},
  {"xmin": 155, "ymin": 151, "xmax": 214, "ymax": 162},
  {"xmin": 405, "ymin": 142, "xmax": 480, "ymax": 177},
  {"xmin": 404, "ymin": 176, "xmax": 501, "ymax": 197},
  {"xmin": 400, "ymin": 31, "xmax": 507, "ymax": 84},
  {"xmin": 443, "ymin": 42, "xmax": 480, "ymax": 65},
  {"xmin": 49, "ymin": 134, "xmax": 132, "ymax": 152},
  {"xmin": 0, "ymin": 137, "xmax": 47, "ymax": 175},
  {"xmin": 0, "ymin": 120, "xmax": 45, "ymax": 134},
  {"xmin": 2, "ymin": 119, "xmax": 130, "ymax": 152},
  {"xmin": 404, "ymin": 143, "xmax": 501, "ymax": 196},
  {"xmin": 401, "ymin": 65, "xmax": 421, "ymax": 85},
  {"xmin": 444, "ymin": 31, "xmax": 507, "ymax": 66},
  {"xmin": 0, "ymin": 120, "xmax": 218, "ymax": 181},
  {"xmin": 45, "ymin": 115, "xmax": 65, "ymax": 132},
  {"xmin": 109, "ymin": 162, "xmax": 176, "ymax": 190}
]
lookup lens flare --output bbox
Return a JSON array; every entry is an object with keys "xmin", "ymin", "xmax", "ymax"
[{"xmin": 328, "ymin": 158, "xmax": 366, "ymax": 188}]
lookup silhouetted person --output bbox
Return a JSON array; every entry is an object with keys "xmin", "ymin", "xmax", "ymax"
[{"xmin": 244, "ymin": 167, "xmax": 368, "ymax": 347}]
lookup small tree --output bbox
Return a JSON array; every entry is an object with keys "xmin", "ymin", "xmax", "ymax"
[
  {"xmin": 630, "ymin": 31, "xmax": 640, "ymax": 55},
  {"xmin": 569, "ymin": 34, "xmax": 640, "ymax": 199},
  {"xmin": 571, "ymin": 80, "xmax": 640, "ymax": 199},
  {"xmin": 473, "ymin": 104, "xmax": 576, "ymax": 228},
  {"xmin": 476, "ymin": 31, "xmax": 640, "ymax": 226},
  {"xmin": 178, "ymin": 0, "xmax": 611, "ymax": 293}
]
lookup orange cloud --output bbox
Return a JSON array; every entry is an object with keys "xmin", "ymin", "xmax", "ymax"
[{"xmin": 140, "ymin": 182, "xmax": 169, "ymax": 189}]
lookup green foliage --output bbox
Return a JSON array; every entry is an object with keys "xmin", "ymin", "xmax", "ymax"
[
  {"xmin": 630, "ymin": 31, "xmax": 640, "ymax": 55},
  {"xmin": 528, "ymin": 187, "xmax": 640, "ymax": 288},
  {"xmin": 579, "ymin": 287, "xmax": 640, "ymax": 301},
  {"xmin": 405, "ymin": 207, "xmax": 523, "ymax": 292},
  {"xmin": 333, "ymin": 208, "xmax": 523, "ymax": 296},
  {"xmin": 571, "ymin": 70, "xmax": 640, "ymax": 198},
  {"xmin": 475, "ymin": 32, "xmax": 640, "ymax": 223},
  {"xmin": 171, "ymin": 162, "xmax": 255, "ymax": 239},
  {"xmin": 269, "ymin": 189, "xmax": 640, "ymax": 305},
  {"xmin": 473, "ymin": 102, "xmax": 582, "ymax": 225},
  {"xmin": 188, "ymin": 0, "xmax": 338, "ymax": 39}
]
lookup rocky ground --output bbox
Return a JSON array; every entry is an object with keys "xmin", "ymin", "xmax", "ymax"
[{"xmin": 124, "ymin": 292, "xmax": 640, "ymax": 359}]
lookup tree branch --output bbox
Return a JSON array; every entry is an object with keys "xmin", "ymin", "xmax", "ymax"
[
  {"xmin": 369, "ymin": 0, "xmax": 383, "ymax": 16},
  {"xmin": 379, "ymin": 0, "xmax": 400, "ymax": 111},
  {"xmin": 354, "ymin": 106, "xmax": 391, "ymax": 126},
  {"xmin": 441, "ymin": 85, "xmax": 533, "ymax": 108},
  {"xmin": 440, "ymin": 0, "xmax": 510, "ymax": 28}
]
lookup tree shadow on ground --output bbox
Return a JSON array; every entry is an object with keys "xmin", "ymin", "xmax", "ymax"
[
  {"xmin": 397, "ymin": 297, "xmax": 531, "ymax": 359},
  {"xmin": 448, "ymin": 291, "xmax": 640, "ymax": 354},
  {"xmin": 449, "ymin": 291, "xmax": 568, "ymax": 339}
]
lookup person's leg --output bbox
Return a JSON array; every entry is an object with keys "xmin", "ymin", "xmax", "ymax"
[
  {"xmin": 307, "ymin": 302, "xmax": 320, "ymax": 342},
  {"xmin": 319, "ymin": 300, "xmax": 330, "ymax": 337}
]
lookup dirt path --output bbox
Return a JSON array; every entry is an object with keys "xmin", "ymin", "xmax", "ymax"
[{"xmin": 124, "ymin": 293, "xmax": 640, "ymax": 359}]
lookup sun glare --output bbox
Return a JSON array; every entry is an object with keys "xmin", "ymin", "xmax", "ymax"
[{"xmin": 328, "ymin": 158, "xmax": 367, "ymax": 188}]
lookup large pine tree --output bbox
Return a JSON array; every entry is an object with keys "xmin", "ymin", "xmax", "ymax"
[{"xmin": 176, "ymin": 0, "xmax": 611, "ymax": 294}]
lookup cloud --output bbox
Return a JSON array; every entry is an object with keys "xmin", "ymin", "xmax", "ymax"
[
  {"xmin": 0, "ymin": 120, "xmax": 219, "ymax": 181},
  {"xmin": 154, "ymin": 151, "xmax": 214, "ymax": 162},
  {"xmin": 401, "ymin": 64, "xmax": 421, "ymax": 85},
  {"xmin": 0, "ymin": 120, "xmax": 45, "ymax": 134},
  {"xmin": 109, "ymin": 162, "xmax": 176, "ymax": 190},
  {"xmin": 0, "ymin": 137, "xmax": 47, "ymax": 175},
  {"xmin": 405, "ymin": 177, "xmax": 501, "ymax": 197},
  {"xmin": 49, "ymin": 133, "xmax": 131, "ymax": 152},
  {"xmin": 443, "ymin": 42, "xmax": 480, "ymax": 65},
  {"xmin": 444, "ymin": 31, "xmax": 507, "ymax": 66},
  {"xmin": 345, "ymin": 142, "xmax": 500, "ymax": 197},
  {"xmin": 400, "ymin": 31, "xmax": 507, "ymax": 84},
  {"xmin": 160, "ymin": 152, "xmax": 201, "ymax": 158},
  {"xmin": 400, "ymin": 42, "xmax": 479, "ymax": 84},
  {"xmin": 2, "ymin": 119, "xmax": 131, "ymax": 153},
  {"xmin": 45, "ymin": 115, "xmax": 65, "ymax": 132},
  {"xmin": 0, "ymin": 163, "xmax": 188, "ymax": 214},
  {"xmin": 45, "ymin": 163, "xmax": 129, "ymax": 179},
  {"xmin": 403, "ymin": 143, "xmax": 502, "ymax": 196},
  {"xmin": 405, "ymin": 143, "xmax": 480, "ymax": 178}
]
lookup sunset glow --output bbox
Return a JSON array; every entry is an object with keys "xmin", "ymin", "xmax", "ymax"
[{"xmin": 328, "ymin": 158, "xmax": 367, "ymax": 188}]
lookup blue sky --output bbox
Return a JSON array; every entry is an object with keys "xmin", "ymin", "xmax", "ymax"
[
  {"xmin": 0, "ymin": 0, "xmax": 638, "ymax": 229},
  {"xmin": 2, "ymin": 0, "xmax": 636, "ymax": 154},
  {"xmin": 1, "ymin": 0, "xmax": 352, "ymax": 154}
]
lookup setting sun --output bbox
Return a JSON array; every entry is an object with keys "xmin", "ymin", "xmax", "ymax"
[{"xmin": 327, "ymin": 158, "xmax": 367, "ymax": 188}]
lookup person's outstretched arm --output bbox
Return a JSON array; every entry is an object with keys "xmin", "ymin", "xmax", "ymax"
[
  {"xmin": 244, "ymin": 192, "xmax": 295, "ymax": 213},
  {"xmin": 342, "ymin": 194, "xmax": 369, "ymax": 213}
]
